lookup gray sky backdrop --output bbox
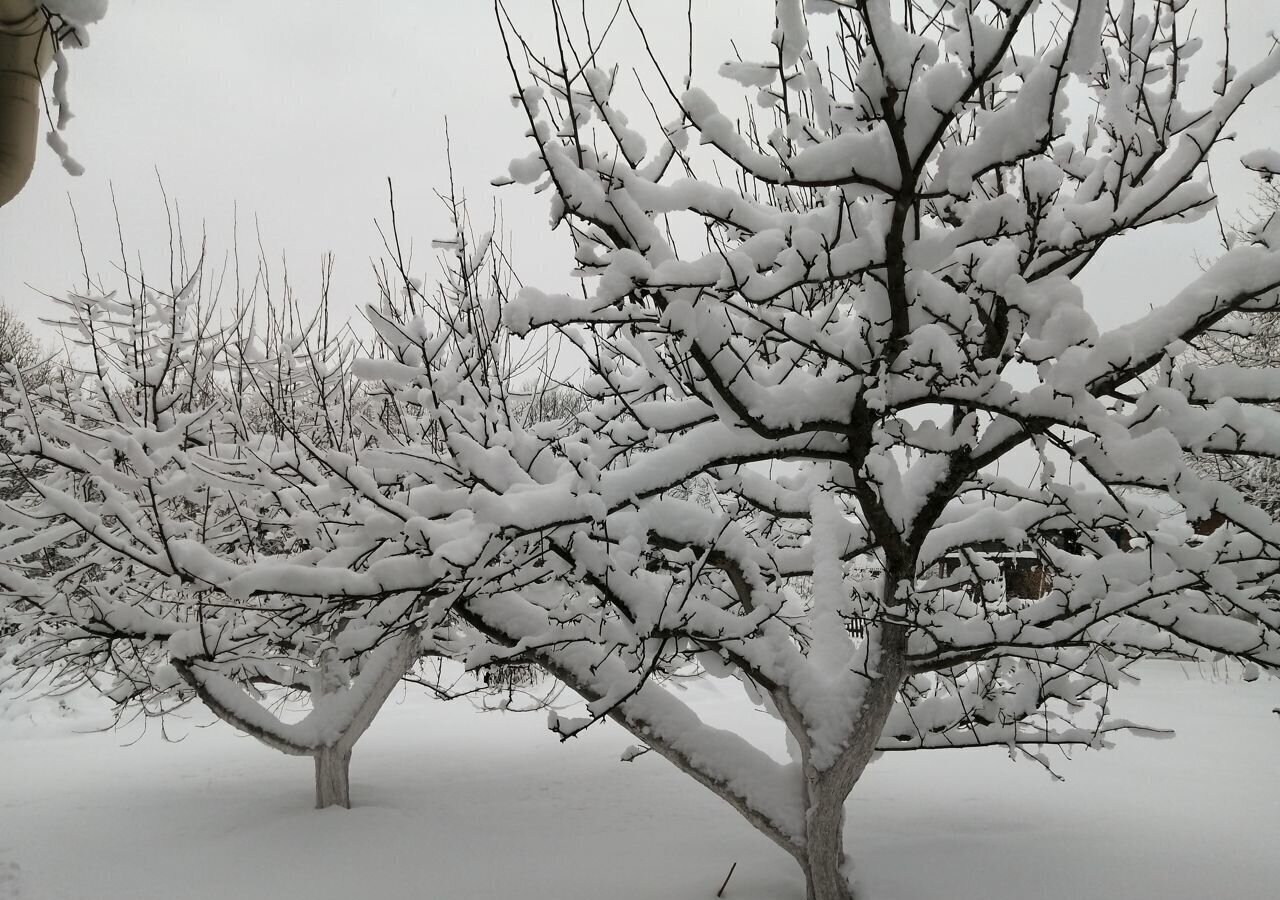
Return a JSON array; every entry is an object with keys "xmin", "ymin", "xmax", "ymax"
[{"xmin": 1, "ymin": 0, "xmax": 1278, "ymax": 350}]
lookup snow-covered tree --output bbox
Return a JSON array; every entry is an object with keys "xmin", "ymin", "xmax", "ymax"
[
  {"xmin": 452, "ymin": 2, "xmax": 1280, "ymax": 897},
  {"xmin": 0, "ymin": 221, "xmax": 464, "ymax": 809}
]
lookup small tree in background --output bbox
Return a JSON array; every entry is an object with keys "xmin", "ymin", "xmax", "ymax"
[
  {"xmin": 0, "ymin": 300, "xmax": 51, "ymax": 503},
  {"xmin": 0, "ymin": 194, "xmax": 527, "ymax": 808},
  {"xmin": 0, "ymin": 303, "xmax": 45, "ymax": 373}
]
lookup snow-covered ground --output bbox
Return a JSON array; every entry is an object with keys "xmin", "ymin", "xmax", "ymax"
[{"xmin": 1, "ymin": 661, "xmax": 1276, "ymax": 900}]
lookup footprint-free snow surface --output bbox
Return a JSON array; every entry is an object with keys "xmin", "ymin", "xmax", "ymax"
[{"xmin": 2, "ymin": 661, "xmax": 1276, "ymax": 900}]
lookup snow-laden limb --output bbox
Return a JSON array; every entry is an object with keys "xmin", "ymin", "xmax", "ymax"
[
  {"xmin": 35, "ymin": 1, "xmax": 107, "ymax": 175},
  {"xmin": 1181, "ymin": 216, "xmax": 1280, "ymax": 529},
  {"xmin": 43, "ymin": 1, "xmax": 107, "ymax": 32},
  {"xmin": 463, "ymin": 588, "xmax": 808, "ymax": 853},
  {"xmin": 1242, "ymin": 148, "xmax": 1280, "ymax": 179}
]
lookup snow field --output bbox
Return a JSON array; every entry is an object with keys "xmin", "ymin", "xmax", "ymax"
[{"xmin": 1, "ymin": 661, "xmax": 1276, "ymax": 900}]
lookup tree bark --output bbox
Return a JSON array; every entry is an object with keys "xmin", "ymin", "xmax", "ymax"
[
  {"xmin": 800, "ymin": 773, "xmax": 856, "ymax": 900},
  {"xmin": 798, "ymin": 622, "xmax": 909, "ymax": 900},
  {"xmin": 313, "ymin": 745, "xmax": 353, "ymax": 810}
]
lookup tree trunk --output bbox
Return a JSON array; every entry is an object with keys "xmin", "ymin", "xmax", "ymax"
[
  {"xmin": 313, "ymin": 746, "xmax": 353, "ymax": 810},
  {"xmin": 798, "ymin": 620, "xmax": 910, "ymax": 900},
  {"xmin": 794, "ymin": 765, "xmax": 882, "ymax": 900},
  {"xmin": 795, "ymin": 765, "xmax": 857, "ymax": 900}
]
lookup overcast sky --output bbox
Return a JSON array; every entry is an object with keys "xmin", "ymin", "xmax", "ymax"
[{"xmin": 2, "ymin": 0, "xmax": 1278, "ymax": 345}]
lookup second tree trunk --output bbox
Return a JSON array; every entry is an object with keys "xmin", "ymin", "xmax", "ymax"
[{"xmin": 313, "ymin": 746, "xmax": 353, "ymax": 810}]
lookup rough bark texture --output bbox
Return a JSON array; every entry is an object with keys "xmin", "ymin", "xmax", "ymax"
[
  {"xmin": 313, "ymin": 746, "xmax": 353, "ymax": 810},
  {"xmin": 798, "ymin": 622, "xmax": 909, "ymax": 900},
  {"xmin": 801, "ymin": 774, "xmax": 857, "ymax": 900}
]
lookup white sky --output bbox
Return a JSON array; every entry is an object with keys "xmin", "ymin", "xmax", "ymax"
[{"xmin": 1, "ymin": 0, "xmax": 1278, "ymax": 345}]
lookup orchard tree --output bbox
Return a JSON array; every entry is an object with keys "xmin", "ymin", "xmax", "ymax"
[
  {"xmin": 0, "ymin": 303, "xmax": 45, "ymax": 373},
  {"xmin": 0, "ymin": 214, "xmax": 485, "ymax": 809},
  {"xmin": 0, "ymin": 301, "xmax": 50, "ymax": 488},
  {"xmin": 455, "ymin": 1, "xmax": 1280, "ymax": 897}
]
